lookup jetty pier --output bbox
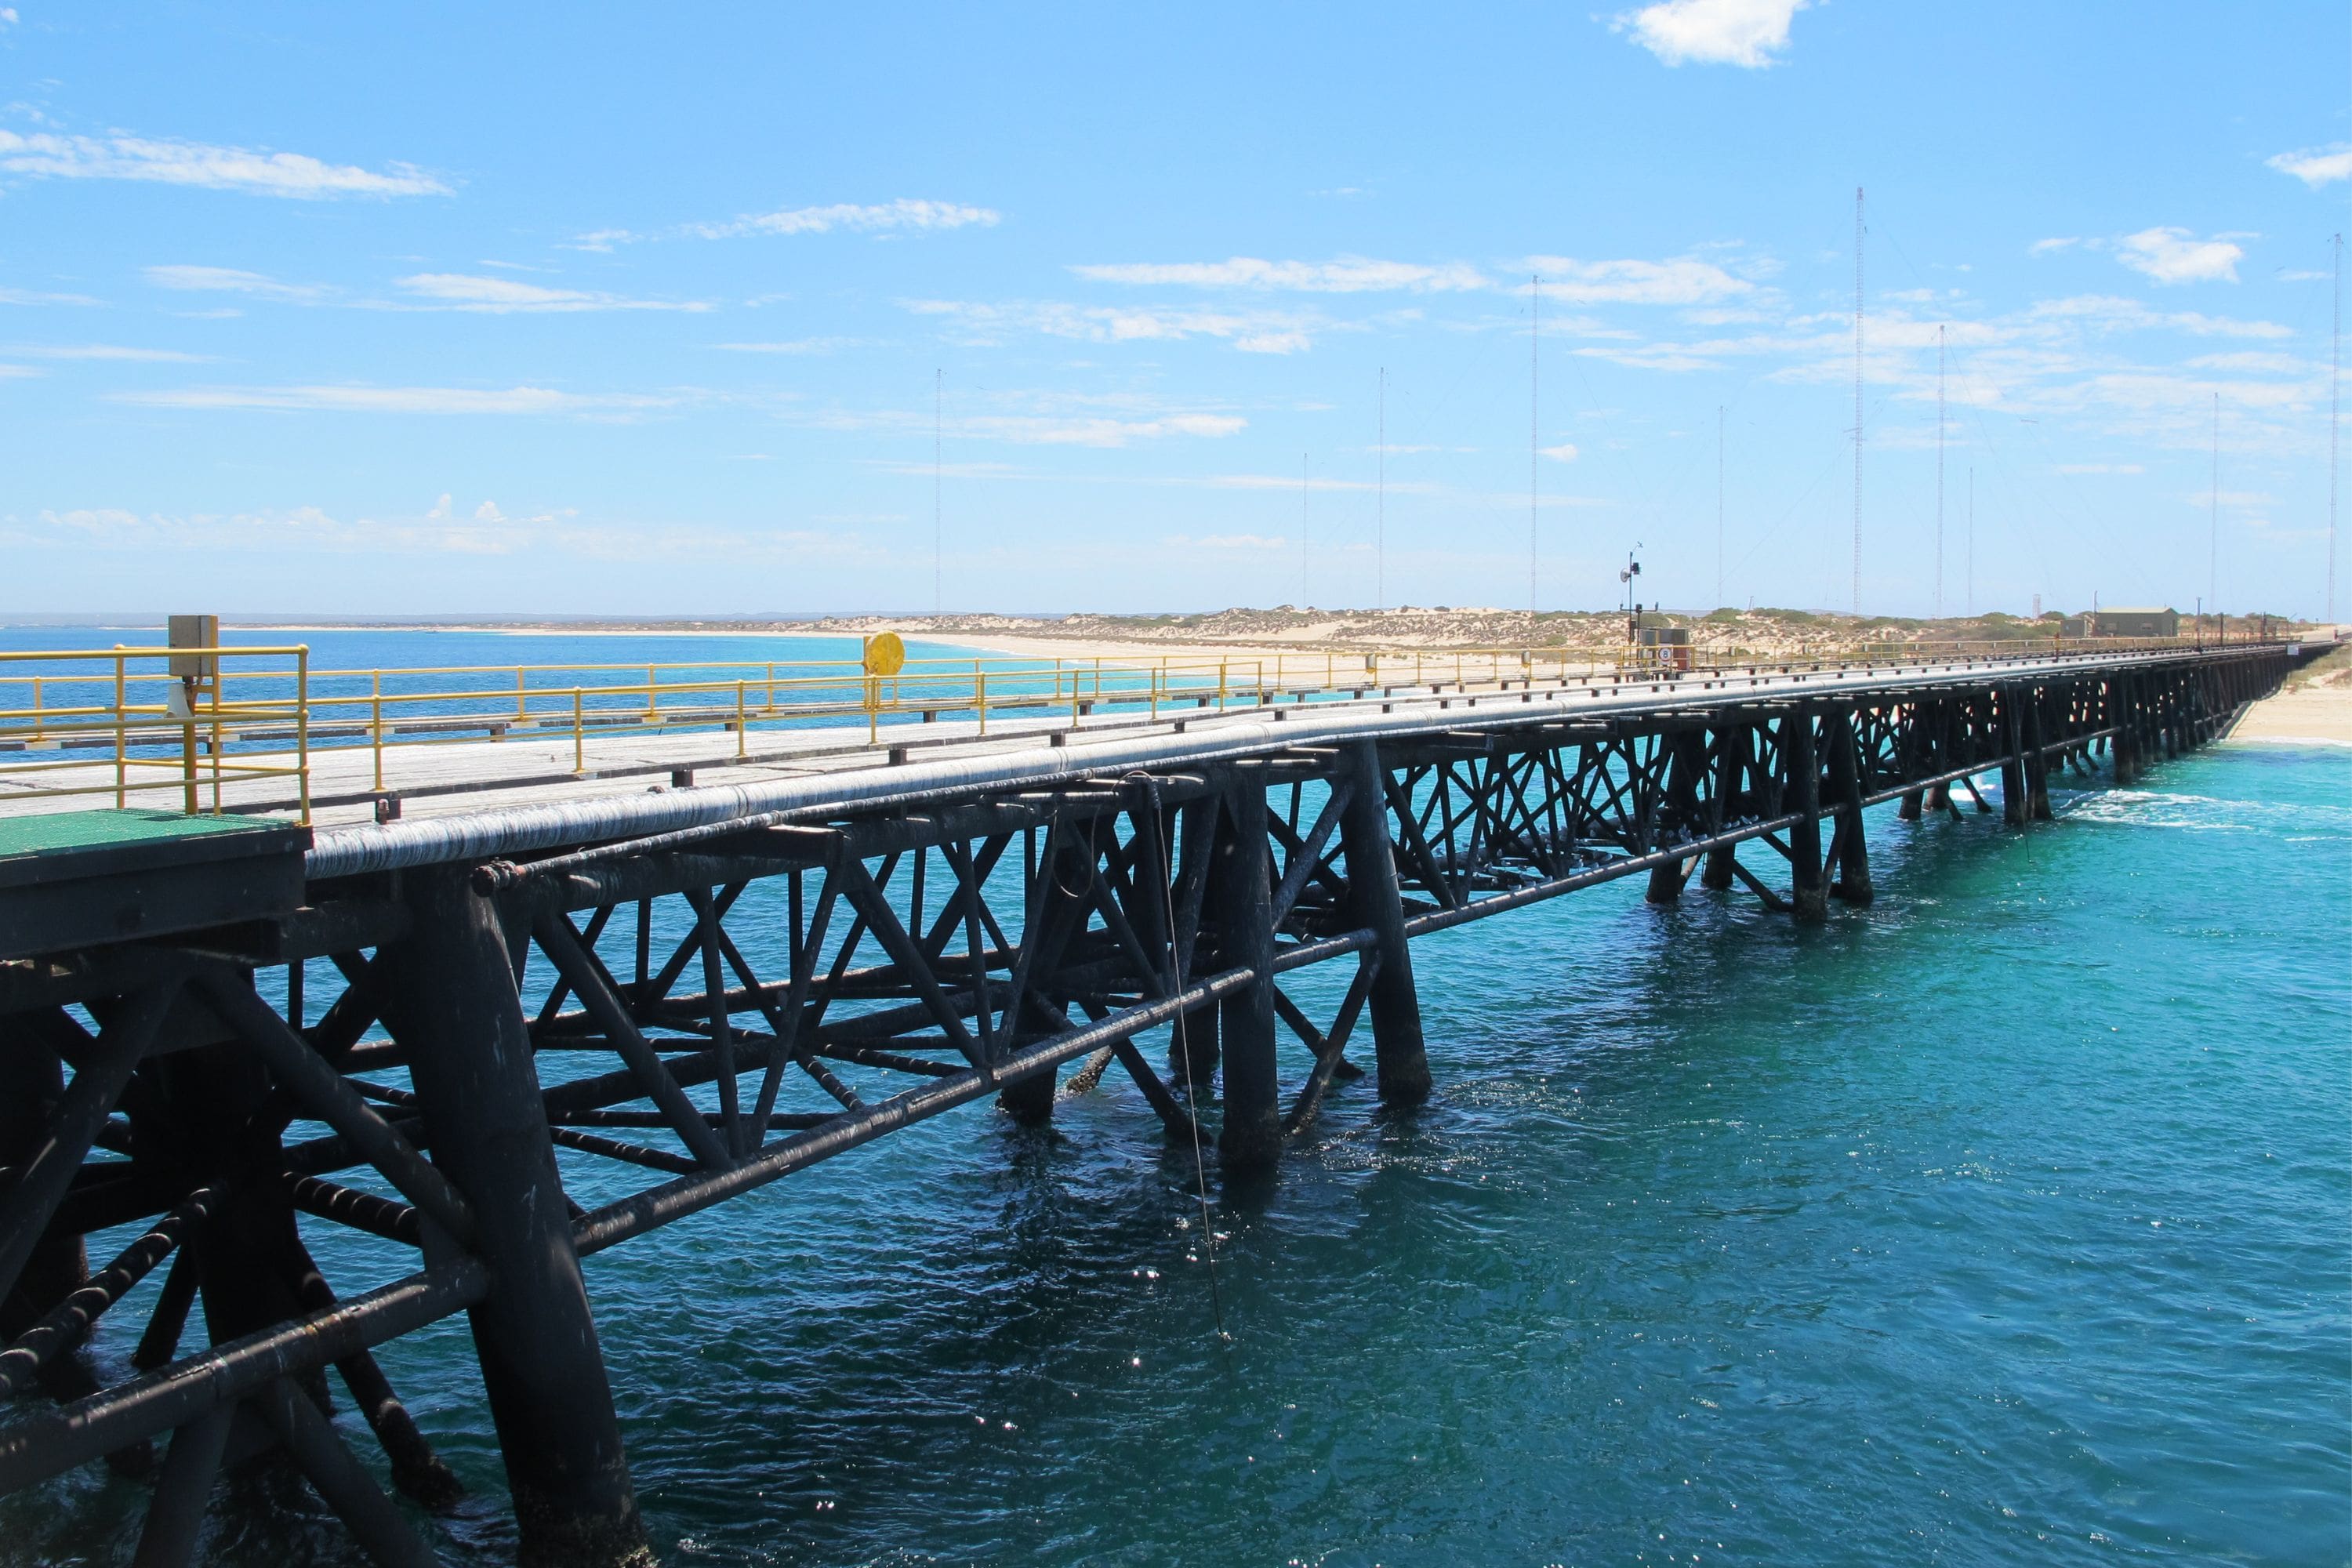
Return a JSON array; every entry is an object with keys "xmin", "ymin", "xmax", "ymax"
[{"xmin": 0, "ymin": 637, "xmax": 2306, "ymax": 1566}]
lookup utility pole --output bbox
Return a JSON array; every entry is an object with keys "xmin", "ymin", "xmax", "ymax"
[
  {"xmin": 933, "ymin": 368, "xmax": 943, "ymax": 615},
  {"xmin": 1936, "ymin": 325, "xmax": 1946, "ymax": 622},
  {"xmin": 1852, "ymin": 185, "xmax": 1864, "ymax": 618}
]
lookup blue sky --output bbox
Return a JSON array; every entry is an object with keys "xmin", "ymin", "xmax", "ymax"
[{"xmin": 2, "ymin": 2, "xmax": 2346, "ymax": 619}]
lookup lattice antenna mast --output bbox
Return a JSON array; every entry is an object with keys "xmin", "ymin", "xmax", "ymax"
[
  {"xmin": 1530, "ymin": 274, "xmax": 1540, "ymax": 616},
  {"xmin": 1936, "ymin": 325, "xmax": 1946, "ymax": 621},
  {"xmin": 1967, "ymin": 466, "xmax": 1975, "ymax": 618},
  {"xmin": 1301, "ymin": 452, "xmax": 1310, "ymax": 608},
  {"xmin": 1852, "ymin": 186, "xmax": 1864, "ymax": 618},
  {"xmin": 2210, "ymin": 391, "xmax": 2220, "ymax": 628},
  {"xmin": 1716, "ymin": 405, "xmax": 1726, "ymax": 609},
  {"xmin": 1377, "ymin": 367, "xmax": 1386, "ymax": 612},
  {"xmin": 933, "ymin": 368, "xmax": 943, "ymax": 615},
  {"xmin": 2331, "ymin": 233, "xmax": 2342, "ymax": 625}
]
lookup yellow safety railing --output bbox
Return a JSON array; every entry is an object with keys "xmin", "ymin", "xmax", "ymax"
[
  {"xmin": 0, "ymin": 631, "xmax": 2285, "ymax": 819},
  {"xmin": 0, "ymin": 644, "xmax": 310, "ymax": 822}
]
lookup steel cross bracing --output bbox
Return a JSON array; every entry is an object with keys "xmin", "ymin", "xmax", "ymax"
[{"xmin": 0, "ymin": 644, "xmax": 2297, "ymax": 1566}]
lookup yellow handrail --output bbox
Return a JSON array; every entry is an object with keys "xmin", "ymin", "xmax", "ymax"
[{"xmin": 0, "ymin": 633, "xmax": 2282, "ymax": 821}]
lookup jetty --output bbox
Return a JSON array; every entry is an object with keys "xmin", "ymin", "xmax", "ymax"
[{"xmin": 0, "ymin": 634, "xmax": 2311, "ymax": 1566}]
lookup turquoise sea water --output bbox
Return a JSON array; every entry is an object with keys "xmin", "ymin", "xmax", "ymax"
[{"xmin": 4, "ymin": 628, "xmax": 2347, "ymax": 1566}]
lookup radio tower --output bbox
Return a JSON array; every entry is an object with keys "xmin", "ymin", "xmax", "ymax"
[
  {"xmin": 1377, "ymin": 368, "xmax": 1387, "ymax": 612},
  {"xmin": 1530, "ymin": 274, "xmax": 1540, "ymax": 616},
  {"xmin": 1936, "ymin": 325, "xmax": 1946, "ymax": 620},
  {"xmin": 1716, "ymin": 405, "xmax": 1726, "ymax": 609},
  {"xmin": 2331, "ymin": 233, "xmax": 2341, "ymax": 625},
  {"xmin": 1852, "ymin": 186, "xmax": 1864, "ymax": 618},
  {"xmin": 933, "ymin": 368, "xmax": 943, "ymax": 615}
]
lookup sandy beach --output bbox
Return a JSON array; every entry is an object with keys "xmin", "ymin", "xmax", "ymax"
[{"xmin": 2230, "ymin": 685, "xmax": 2352, "ymax": 746}]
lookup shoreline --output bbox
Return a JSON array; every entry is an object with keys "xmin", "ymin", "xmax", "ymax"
[{"xmin": 2227, "ymin": 684, "xmax": 2352, "ymax": 746}]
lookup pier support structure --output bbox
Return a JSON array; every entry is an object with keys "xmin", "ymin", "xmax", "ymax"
[{"xmin": 0, "ymin": 641, "xmax": 2303, "ymax": 1564}]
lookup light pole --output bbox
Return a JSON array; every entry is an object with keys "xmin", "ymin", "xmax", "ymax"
[{"xmin": 1619, "ymin": 546, "xmax": 1644, "ymax": 659}]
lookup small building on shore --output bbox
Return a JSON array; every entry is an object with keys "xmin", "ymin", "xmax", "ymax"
[{"xmin": 2066, "ymin": 607, "xmax": 2180, "ymax": 638}]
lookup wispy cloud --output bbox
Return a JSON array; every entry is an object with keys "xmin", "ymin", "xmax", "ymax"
[
  {"xmin": 8, "ymin": 503, "xmax": 880, "ymax": 564},
  {"xmin": 1070, "ymin": 256, "xmax": 1489, "ymax": 292},
  {"xmin": 1539, "ymin": 442, "xmax": 1580, "ymax": 462},
  {"xmin": 1524, "ymin": 256, "xmax": 1755, "ymax": 306},
  {"xmin": 1158, "ymin": 532, "xmax": 1288, "ymax": 550},
  {"xmin": 110, "ymin": 384, "xmax": 688, "ymax": 417},
  {"xmin": 392, "ymin": 273, "xmax": 710, "ymax": 313},
  {"xmin": 5, "ymin": 343, "xmax": 209, "ymax": 361},
  {"xmin": 2266, "ymin": 143, "xmax": 2352, "ymax": 188},
  {"xmin": 578, "ymin": 198, "xmax": 997, "ymax": 250},
  {"xmin": 2114, "ymin": 227, "xmax": 2245, "ymax": 285},
  {"xmin": 1612, "ymin": 0, "xmax": 1807, "ymax": 67},
  {"xmin": 713, "ymin": 337, "xmax": 866, "ymax": 354},
  {"xmin": 814, "ymin": 397, "xmax": 1247, "ymax": 448},
  {"xmin": 2027, "ymin": 295, "xmax": 2288, "ymax": 339},
  {"xmin": 906, "ymin": 298, "xmax": 1321, "ymax": 354},
  {"xmin": 0, "ymin": 129, "xmax": 445, "ymax": 198},
  {"xmin": 0, "ymin": 285, "xmax": 104, "ymax": 307},
  {"xmin": 144, "ymin": 264, "xmax": 335, "ymax": 303}
]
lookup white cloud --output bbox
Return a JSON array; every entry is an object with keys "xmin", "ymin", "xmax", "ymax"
[
  {"xmin": 393, "ymin": 273, "xmax": 710, "ymax": 313},
  {"xmin": 144, "ymin": 264, "xmax": 333, "ymax": 303},
  {"xmin": 2057, "ymin": 463, "xmax": 2143, "ymax": 474},
  {"xmin": 714, "ymin": 337, "xmax": 865, "ymax": 354},
  {"xmin": 1523, "ymin": 256, "xmax": 1755, "ymax": 306},
  {"xmin": 0, "ymin": 363, "xmax": 38, "ymax": 379},
  {"xmin": 2185, "ymin": 350, "xmax": 2307, "ymax": 375},
  {"xmin": 2028, "ymin": 295, "xmax": 2289, "ymax": 339},
  {"xmin": 2114, "ymin": 227, "xmax": 2244, "ymax": 285},
  {"xmin": 1539, "ymin": 442, "xmax": 1580, "ymax": 462},
  {"xmin": 1613, "ymin": 0, "xmax": 1807, "ymax": 67},
  {"xmin": 906, "ymin": 298, "xmax": 1322, "ymax": 354},
  {"xmin": 1159, "ymin": 533, "xmax": 1287, "ymax": 550},
  {"xmin": 5, "ymin": 343, "xmax": 207, "ymax": 361},
  {"xmin": 580, "ymin": 198, "xmax": 998, "ymax": 249},
  {"xmin": 2030, "ymin": 238, "xmax": 2081, "ymax": 256},
  {"xmin": 815, "ymin": 397, "xmax": 1246, "ymax": 448},
  {"xmin": 0, "ymin": 129, "xmax": 445, "ymax": 198},
  {"xmin": 109, "ymin": 384, "xmax": 685, "ymax": 417},
  {"xmin": 960, "ymin": 412, "xmax": 1246, "ymax": 446},
  {"xmin": 473, "ymin": 500, "xmax": 506, "ymax": 522},
  {"xmin": 0, "ymin": 285, "xmax": 104, "ymax": 307},
  {"xmin": 1071, "ymin": 256, "xmax": 1490, "ymax": 292},
  {"xmin": 2266, "ymin": 143, "xmax": 2352, "ymax": 188}
]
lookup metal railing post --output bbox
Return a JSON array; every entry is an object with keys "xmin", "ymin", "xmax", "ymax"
[
  {"xmin": 572, "ymin": 688, "xmax": 586, "ymax": 774},
  {"xmin": 296, "ymin": 647, "xmax": 311, "ymax": 825},
  {"xmin": 736, "ymin": 681, "xmax": 747, "ymax": 759},
  {"xmin": 207, "ymin": 662, "xmax": 223, "ymax": 812},
  {"xmin": 372, "ymin": 671, "xmax": 385, "ymax": 793},
  {"xmin": 978, "ymin": 671, "xmax": 988, "ymax": 736},
  {"xmin": 112, "ymin": 652, "xmax": 125, "ymax": 808}
]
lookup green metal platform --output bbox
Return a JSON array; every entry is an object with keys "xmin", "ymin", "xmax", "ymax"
[{"xmin": 0, "ymin": 809, "xmax": 310, "ymax": 961}]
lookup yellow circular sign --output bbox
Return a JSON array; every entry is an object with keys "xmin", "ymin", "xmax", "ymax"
[{"xmin": 862, "ymin": 631, "xmax": 906, "ymax": 677}]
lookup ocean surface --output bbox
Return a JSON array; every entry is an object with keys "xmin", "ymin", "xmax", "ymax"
[{"xmin": 4, "ymin": 627, "xmax": 2348, "ymax": 1567}]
